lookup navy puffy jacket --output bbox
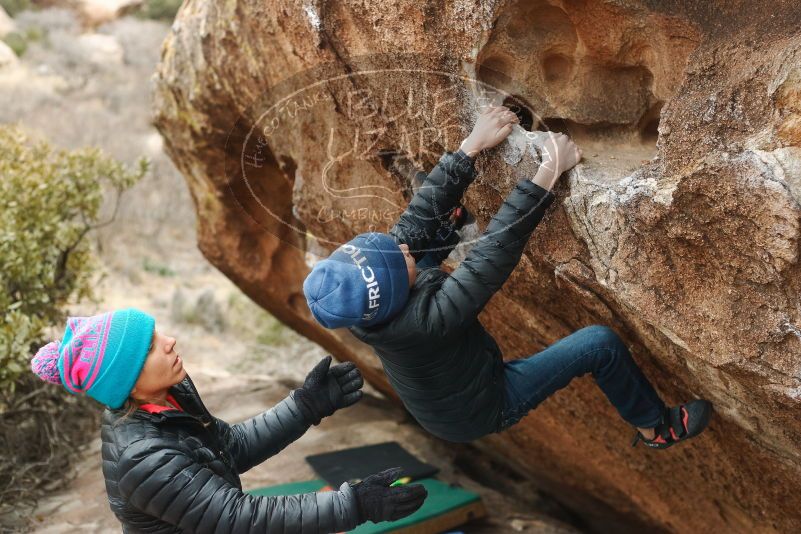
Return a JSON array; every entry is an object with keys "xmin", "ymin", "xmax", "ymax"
[{"xmin": 351, "ymin": 150, "xmax": 555, "ymax": 442}]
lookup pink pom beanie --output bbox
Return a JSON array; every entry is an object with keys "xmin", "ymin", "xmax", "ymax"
[{"xmin": 30, "ymin": 308, "xmax": 155, "ymax": 409}]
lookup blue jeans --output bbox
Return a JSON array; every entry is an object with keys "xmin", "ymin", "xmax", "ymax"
[
  {"xmin": 415, "ymin": 221, "xmax": 665, "ymax": 432},
  {"xmin": 499, "ymin": 325, "xmax": 666, "ymax": 431}
]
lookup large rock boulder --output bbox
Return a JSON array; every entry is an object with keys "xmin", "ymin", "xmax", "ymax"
[{"xmin": 152, "ymin": 1, "xmax": 801, "ymax": 531}]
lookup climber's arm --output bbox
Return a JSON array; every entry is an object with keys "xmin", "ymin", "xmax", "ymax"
[
  {"xmin": 427, "ymin": 179, "xmax": 554, "ymax": 332},
  {"xmin": 389, "ymin": 105, "xmax": 519, "ymax": 261},
  {"xmin": 389, "ymin": 150, "xmax": 476, "ymax": 261},
  {"xmin": 428, "ymin": 132, "xmax": 581, "ymax": 331}
]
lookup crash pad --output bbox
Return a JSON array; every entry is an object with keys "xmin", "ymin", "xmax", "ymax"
[
  {"xmin": 247, "ymin": 477, "xmax": 486, "ymax": 533},
  {"xmin": 305, "ymin": 441, "xmax": 438, "ymax": 487}
]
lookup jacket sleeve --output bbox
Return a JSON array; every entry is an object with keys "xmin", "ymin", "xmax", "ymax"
[
  {"xmin": 428, "ymin": 179, "xmax": 555, "ymax": 332},
  {"xmin": 117, "ymin": 440, "xmax": 361, "ymax": 533},
  {"xmin": 215, "ymin": 391, "xmax": 311, "ymax": 475},
  {"xmin": 389, "ymin": 150, "xmax": 477, "ymax": 261}
]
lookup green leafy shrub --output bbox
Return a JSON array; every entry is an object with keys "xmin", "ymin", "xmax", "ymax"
[
  {"xmin": 142, "ymin": 257, "xmax": 176, "ymax": 277},
  {"xmin": 0, "ymin": 0, "xmax": 31, "ymax": 17},
  {"xmin": 0, "ymin": 125, "xmax": 147, "ymax": 397},
  {"xmin": 1, "ymin": 31, "xmax": 26, "ymax": 56},
  {"xmin": 1, "ymin": 26, "xmax": 46, "ymax": 57},
  {"xmin": 135, "ymin": 0, "xmax": 183, "ymax": 21},
  {"xmin": 0, "ymin": 125, "xmax": 146, "ymax": 527}
]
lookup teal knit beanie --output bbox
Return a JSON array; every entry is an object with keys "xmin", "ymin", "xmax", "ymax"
[{"xmin": 31, "ymin": 308, "xmax": 156, "ymax": 409}]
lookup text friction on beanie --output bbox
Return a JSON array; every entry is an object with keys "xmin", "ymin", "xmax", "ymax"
[{"xmin": 340, "ymin": 243, "xmax": 381, "ymax": 320}]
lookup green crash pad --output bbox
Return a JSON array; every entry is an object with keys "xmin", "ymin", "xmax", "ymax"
[{"xmin": 247, "ymin": 478, "xmax": 485, "ymax": 533}]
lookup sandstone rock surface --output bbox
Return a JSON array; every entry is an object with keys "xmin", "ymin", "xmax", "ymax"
[{"xmin": 153, "ymin": 1, "xmax": 801, "ymax": 531}]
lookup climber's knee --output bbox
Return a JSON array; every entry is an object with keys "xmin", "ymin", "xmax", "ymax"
[
  {"xmin": 573, "ymin": 325, "xmax": 627, "ymax": 372},
  {"xmin": 577, "ymin": 325, "xmax": 625, "ymax": 351}
]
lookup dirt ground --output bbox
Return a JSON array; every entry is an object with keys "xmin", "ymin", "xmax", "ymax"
[{"xmin": 0, "ymin": 6, "xmax": 579, "ymax": 533}]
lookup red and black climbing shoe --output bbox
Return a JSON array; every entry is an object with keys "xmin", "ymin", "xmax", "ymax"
[{"xmin": 631, "ymin": 399, "xmax": 712, "ymax": 449}]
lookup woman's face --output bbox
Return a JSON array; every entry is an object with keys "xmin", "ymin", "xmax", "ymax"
[{"xmin": 131, "ymin": 329, "xmax": 186, "ymax": 403}]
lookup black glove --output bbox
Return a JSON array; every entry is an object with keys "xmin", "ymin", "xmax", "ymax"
[
  {"xmin": 293, "ymin": 355, "xmax": 364, "ymax": 425},
  {"xmin": 351, "ymin": 468, "xmax": 428, "ymax": 524}
]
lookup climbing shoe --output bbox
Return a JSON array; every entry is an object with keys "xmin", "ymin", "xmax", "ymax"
[{"xmin": 631, "ymin": 399, "xmax": 712, "ymax": 449}]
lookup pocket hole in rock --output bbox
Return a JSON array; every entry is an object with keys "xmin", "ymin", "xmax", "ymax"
[
  {"xmin": 475, "ymin": 16, "xmax": 673, "ymax": 180},
  {"xmin": 376, "ymin": 147, "xmax": 418, "ymax": 201},
  {"xmin": 278, "ymin": 155, "xmax": 297, "ymax": 185},
  {"xmin": 638, "ymin": 102, "xmax": 663, "ymax": 145},
  {"xmin": 538, "ymin": 117, "xmax": 572, "ymax": 135},
  {"xmin": 376, "ymin": 147, "xmax": 400, "ymax": 172},
  {"xmin": 503, "ymin": 95, "xmax": 535, "ymax": 131},
  {"xmin": 542, "ymin": 53, "xmax": 574, "ymax": 84},
  {"xmin": 476, "ymin": 54, "xmax": 515, "ymax": 92}
]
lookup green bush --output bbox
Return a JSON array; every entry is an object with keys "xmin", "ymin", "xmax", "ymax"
[
  {"xmin": 142, "ymin": 257, "xmax": 176, "ymax": 277},
  {"xmin": 0, "ymin": 125, "xmax": 147, "ymax": 397},
  {"xmin": 1, "ymin": 31, "xmax": 26, "ymax": 57},
  {"xmin": 1, "ymin": 26, "xmax": 47, "ymax": 57},
  {"xmin": 135, "ymin": 0, "xmax": 183, "ymax": 21},
  {"xmin": 0, "ymin": 0, "xmax": 31, "ymax": 17}
]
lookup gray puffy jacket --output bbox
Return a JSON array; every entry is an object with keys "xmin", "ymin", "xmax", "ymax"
[{"xmin": 101, "ymin": 375, "xmax": 359, "ymax": 533}]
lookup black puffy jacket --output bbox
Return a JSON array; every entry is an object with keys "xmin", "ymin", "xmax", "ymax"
[
  {"xmin": 101, "ymin": 375, "xmax": 359, "ymax": 533},
  {"xmin": 351, "ymin": 150, "xmax": 555, "ymax": 443}
]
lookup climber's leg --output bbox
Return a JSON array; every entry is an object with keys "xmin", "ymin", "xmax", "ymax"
[{"xmin": 499, "ymin": 325, "xmax": 666, "ymax": 431}]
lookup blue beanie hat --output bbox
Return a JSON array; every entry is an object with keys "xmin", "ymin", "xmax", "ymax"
[
  {"xmin": 303, "ymin": 233, "xmax": 410, "ymax": 329},
  {"xmin": 31, "ymin": 307, "xmax": 156, "ymax": 409}
]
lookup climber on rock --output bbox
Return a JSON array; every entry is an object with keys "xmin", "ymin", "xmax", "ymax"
[{"xmin": 303, "ymin": 104, "xmax": 712, "ymax": 448}]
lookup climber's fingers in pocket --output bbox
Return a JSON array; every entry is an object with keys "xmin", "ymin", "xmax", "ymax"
[
  {"xmin": 491, "ymin": 109, "xmax": 511, "ymax": 126},
  {"xmin": 497, "ymin": 123, "xmax": 513, "ymax": 140}
]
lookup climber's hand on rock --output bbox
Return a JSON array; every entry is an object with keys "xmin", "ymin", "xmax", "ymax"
[
  {"xmin": 459, "ymin": 105, "xmax": 519, "ymax": 157},
  {"xmin": 531, "ymin": 131, "xmax": 582, "ymax": 191}
]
